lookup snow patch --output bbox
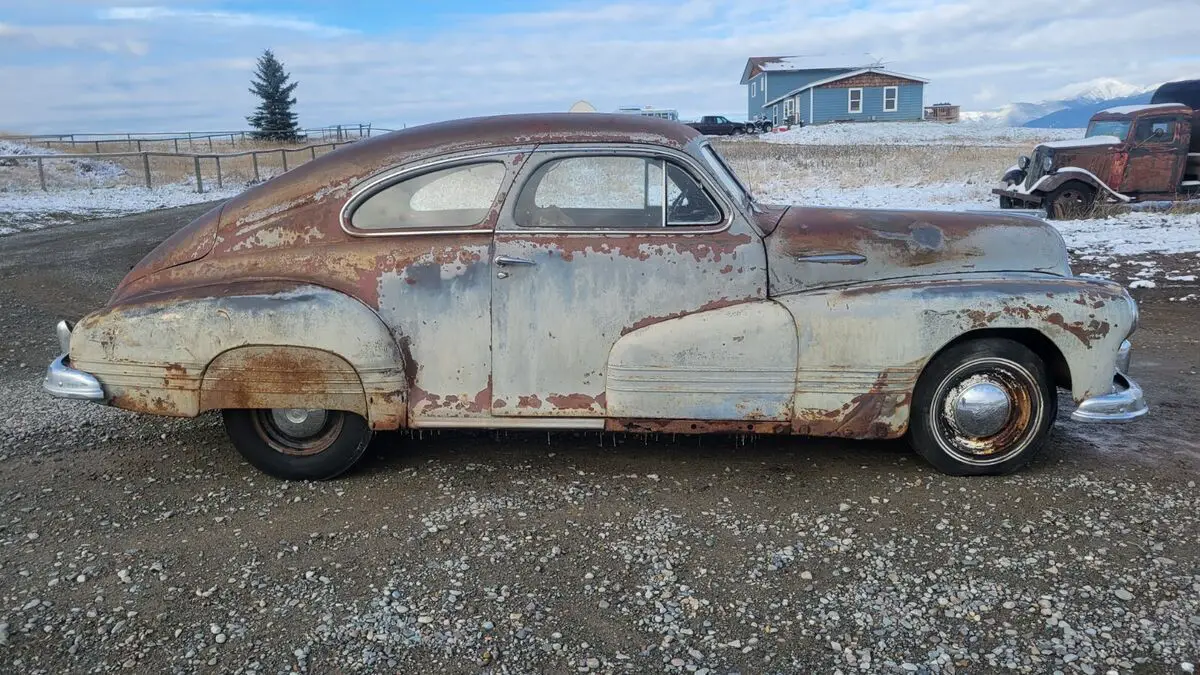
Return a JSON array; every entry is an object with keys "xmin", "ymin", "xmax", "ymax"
[
  {"xmin": 1039, "ymin": 136, "xmax": 1121, "ymax": 149},
  {"xmin": 756, "ymin": 122, "xmax": 1084, "ymax": 147},
  {"xmin": 0, "ymin": 183, "xmax": 241, "ymax": 235}
]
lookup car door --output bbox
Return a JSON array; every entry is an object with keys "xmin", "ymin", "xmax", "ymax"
[
  {"xmin": 490, "ymin": 145, "xmax": 768, "ymax": 418},
  {"xmin": 1123, "ymin": 116, "xmax": 1185, "ymax": 194},
  {"xmin": 340, "ymin": 148, "xmax": 531, "ymax": 425}
]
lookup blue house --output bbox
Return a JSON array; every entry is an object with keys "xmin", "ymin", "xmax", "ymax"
[{"xmin": 740, "ymin": 56, "xmax": 928, "ymax": 126}]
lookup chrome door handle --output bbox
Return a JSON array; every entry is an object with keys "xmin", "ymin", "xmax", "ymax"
[
  {"xmin": 494, "ymin": 255, "xmax": 536, "ymax": 267},
  {"xmin": 794, "ymin": 252, "xmax": 867, "ymax": 265}
]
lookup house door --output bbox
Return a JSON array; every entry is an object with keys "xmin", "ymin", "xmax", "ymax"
[{"xmin": 489, "ymin": 148, "xmax": 768, "ymax": 417}]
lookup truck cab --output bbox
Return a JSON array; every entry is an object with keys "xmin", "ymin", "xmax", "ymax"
[{"xmin": 994, "ymin": 79, "xmax": 1200, "ymax": 219}]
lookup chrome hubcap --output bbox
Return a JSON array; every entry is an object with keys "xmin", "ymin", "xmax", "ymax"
[
  {"xmin": 948, "ymin": 380, "xmax": 1011, "ymax": 438},
  {"xmin": 269, "ymin": 408, "xmax": 328, "ymax": 439}
]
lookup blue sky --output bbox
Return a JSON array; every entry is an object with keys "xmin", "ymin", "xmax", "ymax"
[{"xmin": 1, "ymin": 0, "xmax": 1196, "ymax": 133}]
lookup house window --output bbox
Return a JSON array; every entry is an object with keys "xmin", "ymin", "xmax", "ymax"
[
  {"xmin": 848, "ymin": 88, "xmax": 863, "ymax": 114},
  {"xmin": 883, "ymin": 86, "xmax": 898, "ymax": 112},
  {"xmin": 349, "ymin": 162, "xmax": 506, "ymax": 231},
  {"xmin": 751, "ymin": 81, "xmax": 756, "ymax": 97}
]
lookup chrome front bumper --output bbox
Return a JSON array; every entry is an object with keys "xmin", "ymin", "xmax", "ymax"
[
  {"xmin": 1070, "ymin": 340, "xmax": 1148, "ymax": 423},
  {"xmin": 42, "ymin": 320, "xmax": 106, "ymax": 402}
]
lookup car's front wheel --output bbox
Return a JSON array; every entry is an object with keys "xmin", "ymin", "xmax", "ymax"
[
  {"xmin": 908, "ymin": 338, "xmax": 1057, "ymax": 476},
  {"xmin": 222, "ymin": 408, "xmax": 373, "ymax": 480}
]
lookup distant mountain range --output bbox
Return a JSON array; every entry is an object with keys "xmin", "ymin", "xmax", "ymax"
[{"xmin": 962, "ymin": 78, "xmax": 1156, "ymax": 129}]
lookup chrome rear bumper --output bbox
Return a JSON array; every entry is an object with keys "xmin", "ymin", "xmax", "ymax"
[
  {"xmin": 43, "ymin": 354, "xmax": 105, "ymax": 401},
  {"xmin": 1070, "ymin": 340, "xmax": 1148, "ymax": 423},
  {"xmin": 43, "ymin": 320, "xmax": 105, "ymax": 402}
]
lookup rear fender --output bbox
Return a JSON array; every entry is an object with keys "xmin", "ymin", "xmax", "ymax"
[{"xmin": 70, "ymin": 282, "xmax": 407, "ymax": 429}]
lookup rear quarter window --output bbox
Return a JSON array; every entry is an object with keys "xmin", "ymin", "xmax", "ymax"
[{"xmin": 349, "ymin": 162, "xmax": 506, "ymax": 231}]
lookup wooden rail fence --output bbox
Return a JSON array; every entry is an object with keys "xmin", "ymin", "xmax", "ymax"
[
  {"xmin": 1, "ymin": 140, "xmax": 359, "ymax": 194},
  {"xmin": 0, "ymin": 124, "xmax": 396, "ymax": 152}
]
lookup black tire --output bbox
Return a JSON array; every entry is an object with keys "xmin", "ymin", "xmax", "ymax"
[
  {"xmin": 999, "ymin": 195, "xmax": 1015, "ymax": 209},
  {"xmin": 1043, "ymin": 181, "xmax": 1097, "ymax": 220},
  {"xmin": 908, "ymin": 338, "xmax": 1057, "ymax": 476},
  {"xmin": 222, "ymin": 408, "xmax": 373, "ymax": 481}
]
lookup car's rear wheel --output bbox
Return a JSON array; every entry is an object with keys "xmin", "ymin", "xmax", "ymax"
[
  {"xmin": 908, "ymin": 339, "xmax": 1057, "ymax": 476},
  {"xmin": 222, "ymin": 408, "xmax": 372, "ymax": 481},
  {"xmin": 1044, "ymin": 181, "xmax": 1097, "ymax": 220}
]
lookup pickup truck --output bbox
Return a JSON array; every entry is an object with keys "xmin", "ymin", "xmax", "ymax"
[
  {"xmin": 686, "ymin": 116, "xmax": 751, "ymax": 136},
  {"xmin": 994, "ymin": 79, "xmax": 1200, "ymax": 219}
]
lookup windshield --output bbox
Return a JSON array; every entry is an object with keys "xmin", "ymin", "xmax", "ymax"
[
  {"xmin": 699, "ymin": 143, "xmax": 752, "ymax": 210},
  {"xmin": 1085, "ymin": 120, "xmax": 1131, "ymax": 140}
]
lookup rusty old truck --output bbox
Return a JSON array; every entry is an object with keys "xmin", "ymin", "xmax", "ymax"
[
  {"xmin": 994, "ymin": 79, "xmax": 1200, "ymax": 218},
  {"xmin": 43, "ymin": 113, "xmax": 1147, "ymax": 481}
]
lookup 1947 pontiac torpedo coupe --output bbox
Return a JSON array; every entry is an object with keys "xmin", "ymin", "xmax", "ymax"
[{"xmin": 43, "ymin": 113, "xmax": 1148, "ymax": 480}]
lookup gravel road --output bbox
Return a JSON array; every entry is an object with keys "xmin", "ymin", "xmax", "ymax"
[{"xmin": 1, "ymin": 205, "xmax": 1198, "ymax": 674}]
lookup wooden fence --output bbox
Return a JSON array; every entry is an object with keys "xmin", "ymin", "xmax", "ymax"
[
  {"xmin": 0, "ymin": 124, "xmax": 395, "ymax": 153},
  {"xmin": 0, "ymin": 140, "xmax": 359, "ymax": 194}
]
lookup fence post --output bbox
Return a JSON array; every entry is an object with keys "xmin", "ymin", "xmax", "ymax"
[
  {"xmin": 215, "ymin": 156, "xmax": 223, "ymax": 189},
  {"xmin": 310, "ymin": 146, "xmax": 317, "ymax": 161},
  {"xmin": 37, "ymin": 157, "xmax": 47, "ymax": 192},
  {"xmin": 207, "ymin": 136, "xmax": 214, "ymax": 151},
  {"xmin": 230, "ymin": 133, "xmax": 236, "ymax": 146},
  {"xmin": 281, "ymin": 149, "xmax": 288, "ymax": 172},
  {"xmin": 136, "ymin": 139, "xmax": 143, "ymax": 152},
  {"xmin": 174, "ymin": 138, "xmax": 180, "ymax": 153},
  {"xmin": 94, "ymin": 140, "xmax": 101, "ymax": 153},
  {"xmin": 70, "ymin": 135, "xmax": 77, "ymax": 149},
  {"xmin": 194, "ymin": 156, "xmax": 204, "ymax": 194},
  {"xmin": 142, "ymin": 153, "xmax": 152, "ymax": 189},
  {"xmin": 252, "ymin": 152, "xmax": 260, "ymax": 182}
]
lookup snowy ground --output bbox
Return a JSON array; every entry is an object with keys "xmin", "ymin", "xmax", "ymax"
[
  {"xmin": 750, "ymin": 121, "xmax": 1086, "ymax": 147},
  {"xmin": 0, "ymin": 184, "xmax": 244, "ymax": 235}
]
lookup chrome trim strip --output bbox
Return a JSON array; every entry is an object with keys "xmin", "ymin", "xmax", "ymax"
[
  {"xmin": 43, "ymin": 355, "xmax": 106, "ymax": 402},
  {"xmin": 795, "ymin": 253, "xmax": 868, "ymax": 265},
  {"xmin": 411, "ymin": 417, "xmax": 607, "ymax": 430}
]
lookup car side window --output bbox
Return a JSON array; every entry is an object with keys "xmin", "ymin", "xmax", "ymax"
[
  {"xmin": 350, "ymin": 161, "xmax": 506, "ymax": 231},
  {"xmin": 1134, "ymin": 119, "xmax": 1175, "ymax": 143},
  {"xmin": 514, "ymin": 155, "xmax": 722, "ymax": 229}
]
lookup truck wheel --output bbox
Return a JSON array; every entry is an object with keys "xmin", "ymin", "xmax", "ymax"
[
  {"xmin": 1044, "ymin": 181, "xmax": 1097, "ymax": 220},
  {"xmin": 908, "ymin": 338, "xmax": 1057, "ymax": 476},
  {"xmin": 222, "ymin": 408, "xmax": 373, "ymax": 481},
  {"xmin": 999, "ymin": 196, "xmax": 1015, "ymax": 209}
]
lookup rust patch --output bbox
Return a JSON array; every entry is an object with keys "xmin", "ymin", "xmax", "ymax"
[
  {"xmin": 546, "ymin": 393, "xmax": 603, "ymax": 410},
  {"xmin": 793, "ymin": 373, "xmax": 911, "ymax": 440},
  {"xmin": 198, "ymin": 346, "xmax": 368, "ymax": 417},
  {"xmin": 1045, "ymin": 313, "xmax": 1110, "ymax": 347},
  {"xmin": 517, "ymin": 394, "xmax": 543, "ymax": 409}
]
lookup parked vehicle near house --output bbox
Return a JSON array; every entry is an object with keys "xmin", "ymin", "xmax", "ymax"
[
  {"xmin": 44, "ymin": 112, "xmax": 1146, "ymax": 481},
  {"xmin": 685, "ymin": 115, "xmax": 751, "ymax": 136},
  {"xmin": 994, "ymin": 79, "xmax": 1200, "ymax": 219}
]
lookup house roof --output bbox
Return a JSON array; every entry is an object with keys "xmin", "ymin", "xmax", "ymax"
[
  {"xmin": 763, "ymin": 68, "xmax": 930, "ymax": 107},
  {"xmin": 740, "ymin": 54, "xmax": 886, "ymax": 84}
]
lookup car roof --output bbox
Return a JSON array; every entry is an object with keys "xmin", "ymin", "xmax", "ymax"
[{"xmin": 351, "ymin": 112, "xmax": 702, "ymax": 158}]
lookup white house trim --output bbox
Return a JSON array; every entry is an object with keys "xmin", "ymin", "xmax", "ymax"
[
  {"xmin": 848, "ymin": 88, "xmax": 863, "ymax": 114},
  {"xmin": 763, "ymin": 68, "xmax": 929, "ymax": 107},
  {"xmin": 883, "ymin": 86, "xmax": 898, "ymax": 112}
]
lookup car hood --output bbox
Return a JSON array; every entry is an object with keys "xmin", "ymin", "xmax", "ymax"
[
  {"xmin": 763, "ymin": 206, "xmax": 1071, "ymax": 296},
  {"xmin": 1036, "ymin": 136, "xmax": 1123, "ymax": 152}
]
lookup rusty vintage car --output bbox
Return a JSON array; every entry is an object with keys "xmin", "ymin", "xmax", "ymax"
[
  {"xmin": 994, "ymin": 79, "xmax": 1200, "ymax": 218},
  {"xmin": 44, "ymin": 113, "xmax": 1147, "ymax": 480}
]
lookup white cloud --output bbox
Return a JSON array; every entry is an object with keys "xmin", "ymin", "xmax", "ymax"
[
  {"xmin": 2, "ymin": 0, "xmax": 1198, "ymax": 134},
  {"xmin": 98, "ymin": 6, "xmax": 354, "ymax": 37}
]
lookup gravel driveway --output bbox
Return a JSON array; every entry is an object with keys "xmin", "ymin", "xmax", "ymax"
[{"xmin": 1, "ymin": 205, "xmax": 1198, "ymax": 674}]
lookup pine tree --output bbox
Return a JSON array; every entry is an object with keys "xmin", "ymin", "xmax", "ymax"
[{"xmin": 247, "ymin": 49, "xmax": 300, "ymax": 141}]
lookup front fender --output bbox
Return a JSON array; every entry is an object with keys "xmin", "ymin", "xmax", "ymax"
[
  {"xmin": 771, "ymin": 274, "xmax": 1136, "ymax": 437},
  {"xmin": 69, "ymin": 282, "xmax": 407, "ymax": 429}
]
